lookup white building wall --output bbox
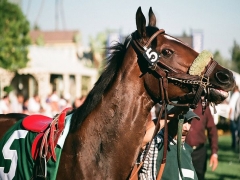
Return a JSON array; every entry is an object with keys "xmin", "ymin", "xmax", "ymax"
[{"xmin": 18, "ymin": 45, "xmax": 98, "ymax": 101}]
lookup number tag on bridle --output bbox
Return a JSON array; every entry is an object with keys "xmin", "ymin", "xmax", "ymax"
[{"xmin": 143, "ymin": 47, "xmax": 160, "ymax": 66}]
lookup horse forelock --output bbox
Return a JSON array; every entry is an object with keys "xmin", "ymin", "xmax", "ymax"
[{"xmin": 70, "ymin": 42, "xmax": 127, "ymax": 132}]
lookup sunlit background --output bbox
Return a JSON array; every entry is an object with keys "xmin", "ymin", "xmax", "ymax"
[
  {"xmin": 1, "ymin": 0, "xmax": 239, "ymax": 114},
  {"xmin": 1, "ymin": 0, "xmax": 240, "ymax": 179}
]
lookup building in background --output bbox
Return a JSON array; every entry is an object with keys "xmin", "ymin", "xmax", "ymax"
[
  {"xmin": 175, "ymin": 30, "xmax": 204, "ymax": 53},
  {"xmin": 0, "ymin": 30, "xmax": 98, "ymax": 103},
  {"xmin": 192, "ymin": 30, "xmax": 204, "ymax": 53}
]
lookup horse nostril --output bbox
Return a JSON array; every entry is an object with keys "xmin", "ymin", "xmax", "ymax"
[{"xmin": 215, "ymin": 72, "xmax": 230, "ymax": 84}]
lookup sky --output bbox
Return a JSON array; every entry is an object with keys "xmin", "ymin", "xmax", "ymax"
[{"xmin": 21, "ymin": 0, "xmax": 240, "ymax": 59}]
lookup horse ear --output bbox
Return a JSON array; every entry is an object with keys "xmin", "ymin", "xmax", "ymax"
[
  {"xmin": 148, "ymin": 7, "xmax": 156, "ymax": 27},
  {"xmin": 136, "ymin": 7, "xmax": 146, "ymax": 38}
]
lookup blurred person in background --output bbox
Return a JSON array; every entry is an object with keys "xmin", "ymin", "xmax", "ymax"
[
  {"xmin": 11, "ymin": 93, "xmax": 24, "ymax": 113},
  {"xmin": 41, "ymin": 94, "xmax": 53, "ymax": 117},
  {"xmin": 59, "ymin": 94, "xmax": 67, "ymax": 111},
  {"xmin": 72, "ymin": 95, "xmax": 86, "ymax": 109},
  {"xmin": 186, "ymin": 101, "xmax": 218, "ymax": 180},
  {"xmin": 49, "ymin": 90, "xmax": 60, "ymax": 115},
  {"xmin": 0, "ymin": 95, "xmax": 11, "ymax": 114},
  {"xmin": 22, "ymin": 98, "xmax": 29, "ymax": 114},
  {"xmin": 59, "ymin": 94, "xmax": 72, "ymax": 111},
  {"xmin": 228, "ymin": 85, "xmax": 240, "ymax": 149},
  {"xmin": 28, "ymin": 94, "xmax": 42, "ymax": 114}
]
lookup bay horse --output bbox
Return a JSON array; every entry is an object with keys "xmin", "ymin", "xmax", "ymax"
[{"xmin": 0, "ymin": 7, "xmax": 235, "ymax": 180}]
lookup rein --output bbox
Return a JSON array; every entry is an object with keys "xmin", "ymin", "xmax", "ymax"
[
  {"xmin": 129, "ymin": 28, "xmax": 217, "ymax": 179},
  {"xmin": 177, "ymin": 114, "xmax": 185, "ymax": 179}
]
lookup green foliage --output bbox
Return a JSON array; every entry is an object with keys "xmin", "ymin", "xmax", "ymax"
[
  {"xmin": 0, "ymin": 1, "xmax": 31, "ymax": 72},
  {"xmin": 231, "ymin": 41, "xmax": 240, "ymax": 73},
  {"xmin": 89, "ymin": 31, "xmax": 107, "ymax": 73},
  {"xmin": 33, "ymin": 24, "xmax": 40, "ymax": 31},
  {"xmin": 213, "ymin": 51, "xmax": 235, "ymax": 71},
  {"xmin": 73, "ymin": 33, "xmax": 81, "ymax": 44},
  {"xmin": 89, "ymin": 32, "xmax": 107, "ymax": 54},
  {"xmin": 3, "ymin": 85, "xmax": 13, "ymax": 94},
  {"xmin": 212, "ymin": 41, "xmax": 240, "ymax": 73},
  {"xmin": 36, "ymin": 34, "xmax": 45, "ymax": 46}
]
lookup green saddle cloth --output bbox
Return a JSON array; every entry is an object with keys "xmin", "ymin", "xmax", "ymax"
[{"xmin": 0, "ymin": 116, "xmax": 71, "ymax": 180}]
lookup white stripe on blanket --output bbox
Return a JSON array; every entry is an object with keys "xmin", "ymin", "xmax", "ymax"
[{"xmin": 57, "ymin": 114, "xmax": 72, "ymax": 148}]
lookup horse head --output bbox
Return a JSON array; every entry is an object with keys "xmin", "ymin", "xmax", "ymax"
[
  {"xmin": 129, "ymin": 7, "xmax": 235, "ymax": 179},
  {"xmin": 133, "ymin": 7, "xmax": 234, "ymax": 108}
]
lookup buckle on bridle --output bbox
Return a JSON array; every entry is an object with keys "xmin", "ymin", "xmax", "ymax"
[
  {"xmin": 149, "ymin": 63, "xmax": 157, "ymax": 70},
  {"xmin": 200, "ymin": 75, "xmax": 210, "ymax": 88}
]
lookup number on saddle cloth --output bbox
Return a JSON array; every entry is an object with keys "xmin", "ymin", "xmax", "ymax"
[{"xmin": 0, "ymin": 107, "xmax": 72, "ymax": 180}]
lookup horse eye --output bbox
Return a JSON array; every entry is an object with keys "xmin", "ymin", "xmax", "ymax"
[{"xmin": 161, "ymin": 49, "xmax": 173, "ymax": 57}]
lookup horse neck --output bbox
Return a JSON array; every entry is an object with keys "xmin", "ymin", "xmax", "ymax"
[
  {"xmin": 68, "ymin": 47, "xmax": 154, "ymax": 178},
  {"xmin": 82, "ymin": 46, "xmax": 152, "ymax": 149}
]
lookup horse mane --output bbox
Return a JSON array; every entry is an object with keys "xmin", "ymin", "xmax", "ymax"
[{"xmin": 69, "ymin": 37, "xmax": 131, "ymax": 132}]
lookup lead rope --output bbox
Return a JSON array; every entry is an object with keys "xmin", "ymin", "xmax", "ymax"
[
  {"xmin": 156, "ymin": 103, "xmax": 168, "ymax": 180},
  {"xmin": 177, "ymin": 114, "xmax": 185, "ymax": 180},
  {"xmin": 156, "ymin": 74, "xmax": 169, "ymax": 180},
  {"xmin": 156, "ymin": 77, "xmax": 169, "ymax": 180}
]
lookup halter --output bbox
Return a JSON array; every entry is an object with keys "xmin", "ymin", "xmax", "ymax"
[{"xmin": 130, "ymin": 29, "xmax": 218, "ymax": 180}]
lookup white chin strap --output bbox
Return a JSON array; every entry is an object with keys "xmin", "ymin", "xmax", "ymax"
[{"xmin": 189, "ymin": 50, "xmax": 212, "ymax": 76}]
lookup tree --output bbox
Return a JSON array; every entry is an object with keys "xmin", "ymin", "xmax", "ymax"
[
  {"xmin": 89, "ymin": 32, "xmax": 107, "ymax": 70},
  {"xmin": 231, "ymin": 40, "xmax": 240, "ymax": 73},
  {"xmin": 0, "ymin": 0, "xmax": 31, "ymax": 72}
]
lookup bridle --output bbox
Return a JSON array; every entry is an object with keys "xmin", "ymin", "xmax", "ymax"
[
  {"xmin": 131, "ymin": 28, "xmax": 218, "ymax": 110},
  {"xmin": 129, "ymin": 28, "xmax": 218, "ymax": 179}
]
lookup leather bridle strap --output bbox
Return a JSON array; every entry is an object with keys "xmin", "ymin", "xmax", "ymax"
[
  {"xmin": 177, "ymin": 114, "xmax": 185, "ymax": 179},
  {"xmin": 156, "ymin": 102, "xmax": 168, "ymax": 180},
  {"xmin": 132, "ymin": 29, "xmax": 165, "ymax": 54},
  {"xmin": 191, "ymin": 60, "xmax": 217, "ymax": 109},
  {"xmin": 129, "ymin": 27, "xmax": 220, "ymax": 180},
  {"xmin": 131, "ymin": 29, "xmax": 194, "ymax": 107},
  {"xmin": 130, "ymin": 29, "xmax": 190, "ymax": 180}
]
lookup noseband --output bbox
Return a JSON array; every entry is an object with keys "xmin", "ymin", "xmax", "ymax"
[{"xmin": 130, "ymin": 29, "xmax": 218, "ymax": 180}]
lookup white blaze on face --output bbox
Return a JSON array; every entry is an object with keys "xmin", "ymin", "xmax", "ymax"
[{"xmin": 164, "ymin": 35, "xmax": 184, "ymax": 44}]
